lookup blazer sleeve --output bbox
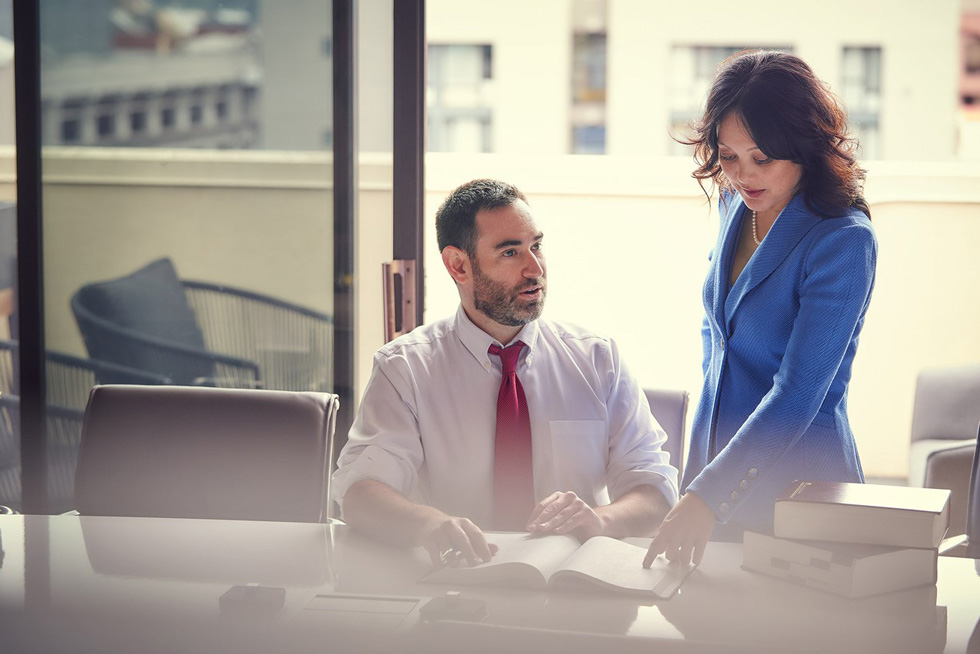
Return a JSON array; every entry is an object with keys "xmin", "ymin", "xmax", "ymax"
[{"xmin": 686, "ymin": 221, "xmax": 877, "ymax": 519}]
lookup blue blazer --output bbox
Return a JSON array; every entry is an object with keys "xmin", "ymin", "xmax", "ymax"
[{"xmin": 683, "ymin": 192, "xmax": 877, "ymax": 530}]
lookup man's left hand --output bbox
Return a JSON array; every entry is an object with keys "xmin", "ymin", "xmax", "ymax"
[{"xmin": 527, "ymin": 491, "xmax": 604, "ymax": 540}]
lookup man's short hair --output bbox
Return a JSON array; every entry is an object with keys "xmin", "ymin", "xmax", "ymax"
[{"xmin": 435, "ymin": 179, "xmax": 528, "ymax": 257}]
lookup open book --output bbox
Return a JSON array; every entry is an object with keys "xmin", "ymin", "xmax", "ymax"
[{"xmin": 420, "ymin": 533, "xmax": 694, "ymax": 599}]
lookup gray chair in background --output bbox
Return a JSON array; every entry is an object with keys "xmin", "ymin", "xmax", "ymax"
[
  {"xmin": 74, "ymin": 385, "xmax": 339, "ymax": 522},
  {"xmin": 644, "ymin": 388, "xmax": 689, "ymax": 480},
  {"xmin": 71, "ymin": 258, "xmax": 333, "ymax": 391},
  {"xmin": 908, "ymin": 364, "xmax": 980, "ymax": 537},
  {"xmin": 939, "ymin": 430, "xmax": 979, "ymax": 559}
]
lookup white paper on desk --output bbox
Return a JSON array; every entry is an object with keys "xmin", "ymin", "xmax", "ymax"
[{"xmin": 551, "ymin": 537, "xmax": 694, "ymax": 598}]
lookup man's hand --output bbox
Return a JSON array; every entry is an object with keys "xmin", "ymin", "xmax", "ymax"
[
  {"xmin": 527, "ymin": 491, "xmax": 604, "ymax": 541},
  {"xmin": 642, "ymin": 492, "xmax": 716, "ymax": 568},
  {"xmin": 342, "ymin": 480, "xmax": 498, "ymax": 569},
  {"xmin": 421, "ymin": 515, "xmax": 498, "ymax": 568}
]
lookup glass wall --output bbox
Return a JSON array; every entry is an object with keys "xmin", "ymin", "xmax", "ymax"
[
  {"xmin": 0, "ymin": 0, "xmax": 17, "ymax": 512},
  {"xmin": 0, "ymin": 0, "xmax": 345, "ymax": 513}
]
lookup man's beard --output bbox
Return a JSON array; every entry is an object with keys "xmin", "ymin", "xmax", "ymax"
[{"xmin": 472, "ymin": 263, "xmax": 546, "ymax": 327}]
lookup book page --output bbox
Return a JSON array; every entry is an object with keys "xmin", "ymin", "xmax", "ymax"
[
  {"xmin": 421, "ymin": 533, "xmax": 581, "ymax": 588},
  {"xmin": 550, "ymin": 536, "xmax": 694, "ymax": 599}
]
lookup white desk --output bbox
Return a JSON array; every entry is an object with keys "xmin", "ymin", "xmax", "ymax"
[{"xmin": 0, "ymin": 514, "xmax": 976, "ymax": 654}]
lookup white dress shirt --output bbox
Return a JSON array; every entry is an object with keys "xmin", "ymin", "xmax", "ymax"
[{"xmin": 333, "ymin": 306, "xmax": 679, "ymax": 528}]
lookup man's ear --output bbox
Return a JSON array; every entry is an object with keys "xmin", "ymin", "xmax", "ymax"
[{"xmin": 442, "ymin": 246, "xmax": 470, "ymax": 285}]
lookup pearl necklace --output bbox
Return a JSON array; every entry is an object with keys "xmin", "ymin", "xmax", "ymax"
[{"xmin": 751, "ymin": 211, "xmax": 761, "ymax": 246}]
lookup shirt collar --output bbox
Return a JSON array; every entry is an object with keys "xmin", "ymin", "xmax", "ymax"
[{"xmin": 453, "ymin": 305, "xmax": 540, "ymax": 370}]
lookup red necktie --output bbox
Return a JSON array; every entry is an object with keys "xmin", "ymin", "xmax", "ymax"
[{"xmin": 488, "ymin": 341, "xmax": 534, "ymax": 531}]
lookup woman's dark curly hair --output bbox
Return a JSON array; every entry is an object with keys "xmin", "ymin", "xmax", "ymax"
[{"xmin": 684, "ymin": 50, "xmax": 870, "ymax": 218}]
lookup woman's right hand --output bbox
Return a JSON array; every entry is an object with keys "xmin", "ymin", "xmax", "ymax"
[{"xmin": 642, "ymin": 492, "xmax": 716, "ymax": 568}]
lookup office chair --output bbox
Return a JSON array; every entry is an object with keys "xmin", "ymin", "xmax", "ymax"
[
  {"xmin": 939, "ymin": 429, "xmax": 980, "ymax": 559},
  {"xmin": 908, "ymin": 364, "xmax": 980, "ymax": 536},
  {"xmin": 643, "ymin": 388, "xmax": 689, "ymax": 479},
  {"xmin": 74, "ymin": 385, "xmax": 340, "ymax": 522}
]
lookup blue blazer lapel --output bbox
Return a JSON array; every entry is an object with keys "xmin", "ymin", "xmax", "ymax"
[
  {"xmin": 723, "ymin": 194, "xmax": 820, "ymax": 329},
  {"xmin": 710, "ymin": 195, "xmax": 743, "ymax": 328}
]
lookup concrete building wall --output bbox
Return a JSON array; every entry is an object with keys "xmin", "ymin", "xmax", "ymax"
[{"xmin": 428, "ymin": 0, "xmax": 961, "ymax": 160}]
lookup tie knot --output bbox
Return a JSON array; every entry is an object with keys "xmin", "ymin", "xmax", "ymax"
[{"xmin": 488, "ymin": 341, "xmax": 525, "ymax": 374}]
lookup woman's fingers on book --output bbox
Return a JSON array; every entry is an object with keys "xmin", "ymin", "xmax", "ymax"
[
  {"xmin": 643, "ymin": 534, "xmax": 667, "ymax": 568},
  {"xmin": 644, "ymin": 493, "xmax": 714, "ymax": 568}
]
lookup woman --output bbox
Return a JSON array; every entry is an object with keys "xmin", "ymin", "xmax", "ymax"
[{"xmin": 644, "ymin": 51, "xmax": 877, "ymax": 568}]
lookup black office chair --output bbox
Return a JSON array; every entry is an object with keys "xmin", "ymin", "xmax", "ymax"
[
  {"xmin": 74, "ymin": 384, "xmax": 340, "ymax": 522},
  {"xmin": 939, "ymin": 426, "xmax": 980, "ymax": 559},
  {"xmin": 643, "ymin": 388, "xmax": 689, "ymax": 480}
]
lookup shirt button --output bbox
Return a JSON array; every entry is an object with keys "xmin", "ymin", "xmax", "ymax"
[
  {"xmin": 747, "ymin": 468, "xmax": 759, "ymax": 479},
  {"xmin": 483, "ymin": 361, "xmax": 490, "ymax": 370},
  {"xmin": 739, "ymin": 479, "xmax": 749, "ymax": 491},
  {"xmin": 719, "ymin": 336, "xmax": 725, "ymax": 349},
  {"xmin": 719, "ymin": 502, "xmax": 730, "ymax": 514},
  {"xmin": 730, "ymin": 490, "xmax": 739, "ymax": 501}
]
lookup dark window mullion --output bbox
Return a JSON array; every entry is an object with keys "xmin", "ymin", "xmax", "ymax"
[
  {"xmin": 332, "ymin": 0, "xmax": 356, "ymax": 472},
  {"xmin": 13, "ymin": 0, "xmax": 48, "ymax": 514}
]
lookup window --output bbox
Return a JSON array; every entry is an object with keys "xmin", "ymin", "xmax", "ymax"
[
  {"xmin": 2, "ymin": 0, "xmax": 355, "ymax": 516},
  {"xmin": 161, "ymin": 106, "xmax": 176, "ymax": 130},
  {"xmin": 427, "ymin": 44, "xmax": 493, "ymax": 152},
  {"xmin": 570, "ymin": 28, "xmax": 607, "ymax": 154},
  {"xmin": 840, "ymin": 47, "xmax": 882, "ymax": 159},
  {"xmin": 96, "ymin": 97, "xmax": 118, "ymax": 140},
  {"xmin": 130, "ymin": 110, "xmax": 146, "ymax": 134}
]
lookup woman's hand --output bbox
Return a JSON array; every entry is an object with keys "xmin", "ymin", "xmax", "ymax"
[{"xmin": 642, "ymin": 492, "xmax": 716, "ymax": 568}]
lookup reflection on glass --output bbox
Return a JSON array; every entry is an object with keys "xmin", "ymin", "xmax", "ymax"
[{"xmin": 22, "ymin": 0, "xmax": 337, "ymax": 513}]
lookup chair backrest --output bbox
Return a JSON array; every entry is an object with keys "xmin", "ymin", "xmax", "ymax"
[
  {"xmin": 74, "ymin": 385, "xmax": 339, "ymax": 522},
  {"xmin": 643, "ymin": 388, "xmax": 689, "ymax": 479},
  {"xmin": 70, "ymin": 258, "xmax": 212, "ymax": 383},
  {"xmin": 910, "ymin": 365, "xmax": 980, "ymax": 443},
  {"xmin": 967, "ymin": 426, "xmax": 980, "ymax": 556}
]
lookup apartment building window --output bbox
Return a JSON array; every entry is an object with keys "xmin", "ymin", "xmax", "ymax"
[
  {"xmin": 161, "ymin": 105, "xmax": 176, "ymax": 130},
  {"xmin": 130, "ymin": 94, "xmax": 149, "ymax": 135},
  {"xmin": 96, "ymin": 113, "xmax": 115, "ymax": 139},
  {"xmin": 840, "ymin": 46, "xmax": 882, "ymax": 159},
  {"xmin": 570, "ymin": 0, "xmax": 607, "ymax": 154},
  {"xmin": 60, "ymin": 98, "xmax": 84, "ymax": 143},
  {"xmin": 96, "ymin": 97, "xmax": 118, "ymax": 140},
  {"xmin": 190, "ymin": 87, "xmax": 208, "ymax": 128},
  {"xmin": 668, "ymin": 45, "xmax": 791, "ymax": 155},
  {"xmin": 427, "ymin": 44, "xmax": 493, "ymax": 152}
]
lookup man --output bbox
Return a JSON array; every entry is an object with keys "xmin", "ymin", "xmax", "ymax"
[{"xmin": 333, "ymin": 179, "xmax": 678, "ymax": 567}]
